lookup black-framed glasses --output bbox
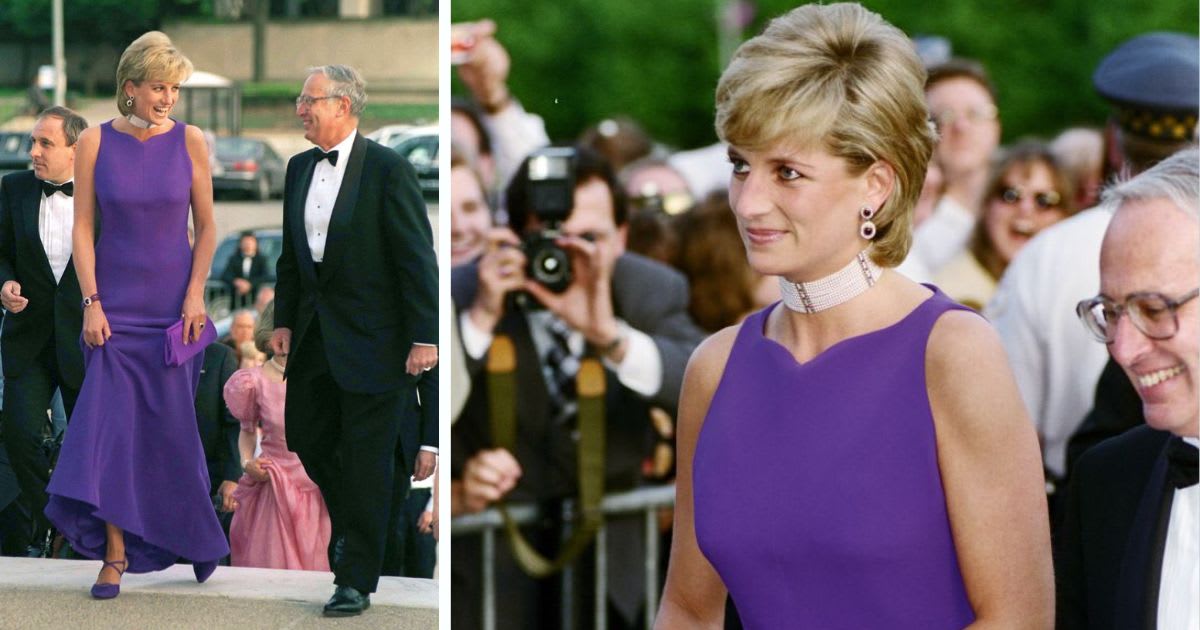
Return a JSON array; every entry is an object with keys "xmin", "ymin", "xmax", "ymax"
[
  {"xmin": 1075, "ymin": 288, "xmax": 1200, "ymax": 343},
  {"xmin": 998, "ymin": 186, "xmax": 1062, "ymax": 210},
  {"xmin": 295, "ymin": 95, "xmax": 341, "ymax": 108}
]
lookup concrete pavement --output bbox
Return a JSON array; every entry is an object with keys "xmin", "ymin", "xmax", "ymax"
[{"xmin": 0, "ymin": 557, "xmax": 437, "ymax": 629}]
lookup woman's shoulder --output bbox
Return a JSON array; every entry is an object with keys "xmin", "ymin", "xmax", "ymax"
[
  {"xmin": 685, "ymin": 323, "xmax": 743, "ymax": 393},
  {"xmin": 924, "ymin": 308, "xmax": 1019, "ymax": 427}
]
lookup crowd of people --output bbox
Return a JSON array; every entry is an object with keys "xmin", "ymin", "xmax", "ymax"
[
  {"xmin": 0, "ymin": 31, "xmax": 439, "ymax": 619},
  {"xmin": 448, "ymin": 5, "xmax": 1198, "ymax": 630}
]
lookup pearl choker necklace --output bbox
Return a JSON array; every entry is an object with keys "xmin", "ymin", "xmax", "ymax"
[
  {"xmin": 268, "ymin": 356, "xmax": 286, "ymax": 372},
  {"xmin": 126, "ymin": 113, "xmax": 158, "ymax": 129},
  {"xmin": 778, "ymin": 250, "xmax": 882, "ymax": 313}
]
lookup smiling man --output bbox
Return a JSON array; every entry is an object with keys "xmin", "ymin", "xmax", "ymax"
[
  {"xmin": 1056, "ymin": 147, "xmax": 1199, "ymax": 629},
  {"xmin": 271, "ymin": 64, "xmax": 438, "ymax": 617},
  {"xmin": 0, "ymin": 106, "xmax": 88, "ymax": 557}
]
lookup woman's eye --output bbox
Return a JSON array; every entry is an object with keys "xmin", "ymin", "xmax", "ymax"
[
  {"xmin": 729, "ymin": 158, "xmax": 749, "ymax": 176},
  {"xmin": 778, "ymin": 166, "xmax": 801, "ymax": 181}
]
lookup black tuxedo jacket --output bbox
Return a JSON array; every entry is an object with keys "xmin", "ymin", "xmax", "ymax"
[
  {"xmin": 1056, "ymin": 424, "xmax": 1175, "ymax": 629},
  {"xmin": 194, "ymin": 343, "xmax": 239, "ymax": 495},
  {"xmin": 274, "ymin": 132, "xmax": 438, "ymax": 454},
  {"xmin": 449, "ymin": 252, "xmax": 704, "ymax": 498},
  {"xmin": 0, "ymin": 171, "xmax": 83, "ymax": 388},
  {"xmin": 219, "ymin": 252, "xmax": 270, "ymax": 287}
]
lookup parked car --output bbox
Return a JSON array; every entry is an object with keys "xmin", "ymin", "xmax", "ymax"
[
  {"xmin": 0, "ymin": 132, "xmax": 32, "ymax": 177},
  {"xmin": 366, "ymin": 124, "xmax": 438, "ymax": 199},
  {"xmin": 212, "ymin": 137, "xmax": 286, "ymax": 201},
  {"xmin": 205, "ymin": 227, "xmax": 283, "ymax": 319}
]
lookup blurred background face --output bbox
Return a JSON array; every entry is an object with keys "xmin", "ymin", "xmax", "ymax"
[
  {"xmin": 29, "ymin": 115, "xmax": 75, "ymax": 183},
  {"xmin": 984, "ymin": 160, "xmax": 1068, "ymax": 264},
  {"xmin": 927, "ymin": 77, "xmax": 1000, "ymax": 179},
  {"xmin": 1100, "ymin": 199, "xmax": 1200, "ymax": 437},
  {"xmin": 450, "ymin": 164, "xmax": 493, "ymax": 265},
  {"xmin": 239, "ymin": 235, "xmax": 258, "ymax": 256},
  {"xmin": 231, "ymin": 313, "xmax": 255, "ymax": 345},
  {"xmin": 625, "ymin": 164, "xmax": 694, "ymax": 216}
]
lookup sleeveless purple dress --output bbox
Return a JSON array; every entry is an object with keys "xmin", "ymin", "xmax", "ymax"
[
  {"xmin": 694, "ymin": 288, "xmax": 976, "ymax": 629},
  {"xmin": 44, "ymin": 120, "xmax": 229, "ymax": 572}
]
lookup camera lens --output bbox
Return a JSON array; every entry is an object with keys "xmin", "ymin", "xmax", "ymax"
[{"xmin": 528, "ymin": 242, "xmax": 572, "ymax": 293}]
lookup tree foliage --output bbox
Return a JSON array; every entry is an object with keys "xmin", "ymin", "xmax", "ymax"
[
  {"xmin": 1, "ymin": 0, "xmax": 214, "ymax": 47},
  {"xmin": 452, "ymin": 0, "xmax": 1198, "ymax": 149}
]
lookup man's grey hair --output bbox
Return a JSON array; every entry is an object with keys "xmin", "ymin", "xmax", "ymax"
[
  {"xmin": 36, "ymin": 106, "xmax": 88, "ymax": 146},
  {"xmin": 1101, "ymin": 146, "xmax": 1199, "ymax": 220},
  {"xmin": 308, "ymin": 65, "xmax": 367, "ymax": 117}
]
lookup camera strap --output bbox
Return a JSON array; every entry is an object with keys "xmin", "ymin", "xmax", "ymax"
[{"xmin": 487, "ymin": 334, "xmax": 606, "ymax": 578}]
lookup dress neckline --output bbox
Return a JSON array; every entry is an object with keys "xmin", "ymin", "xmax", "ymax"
[
  {"xmin": 106, "ymin": 118, "xmax": 180, "ymax": 144},
  {"xmin": 755, "ymin": 284, "xmax": 941, "ymax": 368}
]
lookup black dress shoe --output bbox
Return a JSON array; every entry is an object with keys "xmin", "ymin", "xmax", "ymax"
[{"xmin": 323, "ymin": 585, "xmax": 370, "ymax": 617}]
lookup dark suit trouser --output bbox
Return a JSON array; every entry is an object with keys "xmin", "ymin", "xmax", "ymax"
[
  {"xmin": 1, "ymin": 342, "xmax": 79, "ymax": 546},
  {"xmin": 285, "ymin": 317, "xmax": 412, "ymax": 593}
]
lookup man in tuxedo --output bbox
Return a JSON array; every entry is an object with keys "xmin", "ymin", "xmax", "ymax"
[
  {"xmin": 270, "ymin": 64, "xmax": 438, "ymax": 617},
  {"xmin": 219, "ymin": 231, "xmax": 269, "ymax": 310},
  {"xmin": 1056, "ymin": 148, "xmax": 1199, "ymax": 629},
  {"xmin": 450, "ymin": 146, "xmax": 705, "ymax": 629},
  {"xmin": 0, "ymin": 106, "xmax": 87, "ymax": 557}
]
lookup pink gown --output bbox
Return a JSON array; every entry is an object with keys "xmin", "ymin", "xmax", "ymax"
[{"xmin": 223, "ymin": 367, "xmax": 331, "ymax": 571}]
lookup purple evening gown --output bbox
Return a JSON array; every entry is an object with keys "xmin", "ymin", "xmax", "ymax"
[
  {"xmin": 45, "ymin": 120, "xmax": 228, "ymax": 573},
  {"xmin": 693, "ymin": 288, "xmax": 976, "ymax": 629}
]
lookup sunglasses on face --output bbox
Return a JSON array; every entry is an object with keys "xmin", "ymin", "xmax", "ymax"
[
  {"xmin": 997, "ymin": 186, "xmax": 1062, "ymax": 210},
  {"xmin": 1076, "ymin": 288, "xmax": 1200, "ymax": 344}
]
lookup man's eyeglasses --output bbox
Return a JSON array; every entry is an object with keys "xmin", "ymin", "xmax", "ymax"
[
  {"xmin": 930, "ymin": 105, "xmax": 997, "ymax": 130},
  {"xmin": 997, "ymin": 186, "xmax": 1062, "ymax": 210},
  {"xmin": 295, "ymin": 95, "xmax": 341, "ymax": 108},
  {"xmin": 1075, "ymin": 289, "xmax": 1200, "ymax": 344}
]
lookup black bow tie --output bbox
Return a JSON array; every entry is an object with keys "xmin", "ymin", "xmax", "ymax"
[
  {"xmin": 41, "ymin": 180, "xmax": 73, "ymax": 198},
  {"xmin": 315, "ymin": 149, "xmax": 339, "ymax": 166},
  {"xmin": 1166, "ymin": 436, "xmax": 1198, "ymax": 489}
]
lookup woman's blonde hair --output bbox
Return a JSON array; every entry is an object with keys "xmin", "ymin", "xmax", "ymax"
[
  {"xmin": 253, "ymin": 300, "xmax": 276, "ymax": 355},
  {"xmin": 115, "ymin": 31, "xmax": 194, "ymax": 116},
  {"xmin": 715, "ymin": 3, "xmax": 935, "ymax": 267}
]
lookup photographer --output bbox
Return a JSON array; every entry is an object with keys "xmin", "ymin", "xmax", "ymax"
[{"xmin": 450, "ymin": 146, "xmax": 704, "ymax": 629}]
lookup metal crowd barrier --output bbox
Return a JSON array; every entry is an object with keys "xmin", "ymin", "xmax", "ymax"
[{"xmin": 452, "ymin": 483, "xmax": 677, "ymax": 630}]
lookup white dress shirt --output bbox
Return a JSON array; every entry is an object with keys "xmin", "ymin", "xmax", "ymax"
[
  {"xmin": 459, "ymin": 309, "xmax": 663, "ymax": 399},
  {"xmin": 1159, "ymin": 436, "xmax": 1199, "ymax": 630},
  {"xmin": 908, "ymin": 195, "xmax": 976, "ymax": 277},
  {"xmin": 304, "ymin": 130, "xmax": 357, "ymax": 262},
  {"xmin": 38, "ymin": 179, "xmax": 74, "ymax": 283},
  {"xmin": 985, "ymin": 207, "xmax": 1113, "ymax": 478}
]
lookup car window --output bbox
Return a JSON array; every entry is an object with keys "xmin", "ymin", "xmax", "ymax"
[
  {"xmin": 0, "ymin": 134, "xmax": 29, "ymax": 155},
  {"xmin": 393, "ymin": 136, "xmax": 437, "ymax": 169},
  {"xmin": 215, "ymin": 138, "xmax": 263, "ymax": 161}
]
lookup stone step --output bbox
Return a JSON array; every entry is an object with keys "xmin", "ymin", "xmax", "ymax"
[{"xmin": 0, "ymin": 556, "xmax": 438, "ymax": 629}]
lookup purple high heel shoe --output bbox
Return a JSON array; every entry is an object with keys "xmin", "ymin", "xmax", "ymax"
[
  {"xmin": 193, "ymin": 560, "xmax": 218, "ymax": 583},
  {"xmin": 90, "ymin": 558, "xmax": 127, "ymax": 599}
]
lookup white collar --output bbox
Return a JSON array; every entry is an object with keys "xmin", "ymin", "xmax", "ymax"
[{"xmin": 319, "ymin": 129, "xmax": 358, "ymax": 157}]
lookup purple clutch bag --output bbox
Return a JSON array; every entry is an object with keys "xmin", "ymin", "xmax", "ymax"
[{"xmin": 164, "ymin": 316, "xmax": 217, "ymax": 367}]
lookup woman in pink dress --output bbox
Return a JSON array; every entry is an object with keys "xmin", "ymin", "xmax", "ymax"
[{"xmin": 223, "ymin": 301, "xmax": 331, "ymax": 570}]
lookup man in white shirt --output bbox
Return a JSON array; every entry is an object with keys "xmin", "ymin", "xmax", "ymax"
[
  {"xmin": 450, "ymin": 146, "xmax": 705, "ymax": 629},
  {"xmin": 1056, "ymin": 147, "xmax": 1198, "ymax": 630},
  {"xmin": 270, "ymin": 65, "xmax": 438, "ymax": 617},
  {"xmin": 906, "ymin": 59, "xmax": 1001, "ymax": 278},
  {"xmin": 0, "ymin": 106, "xmax": 88, "ymax": 557}
]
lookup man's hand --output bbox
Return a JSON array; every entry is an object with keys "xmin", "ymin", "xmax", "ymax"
[
  {"xmin": 524, "ymin": 233, "xmax": 621, "ymax": 349},
  {"xmin": 1, "ymin": 280, "xmax": 28, "ymax": 313},
  {"xmin": 459, "ymin": 448, "xmax": 522, "ymax": 514},
  {"xmin": 455, "ymin": 20, "xmax": 512, "ymax": 112},
  {"xmin": 218, "ymin": 480, "xmax": 239, "ymax": 512},
  {"xmin": 467, "ymin": 228, "xmax": 526, "ymax": 334},
  {"xmin": 417, "ymin": 508, "xmax": 436, "ymax": 538},
  {"xmin": 270, "ymin": 327, "xmax": 292, "ymax": 358},
  {"xmin": 233, "ymin": 278, "xmax": 252, "ymax": 296},
  {"xmin": 413, "ymin": 450, "xmax": 437, "ymax": 482},
  {"xmin": 406, "ymin": 344, "xmax": 438, "ymax": 375}
]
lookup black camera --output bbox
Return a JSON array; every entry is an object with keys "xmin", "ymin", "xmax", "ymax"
[{"xmin": 522, "ymin": 147, "xmax": 576, "ymax": 294}]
